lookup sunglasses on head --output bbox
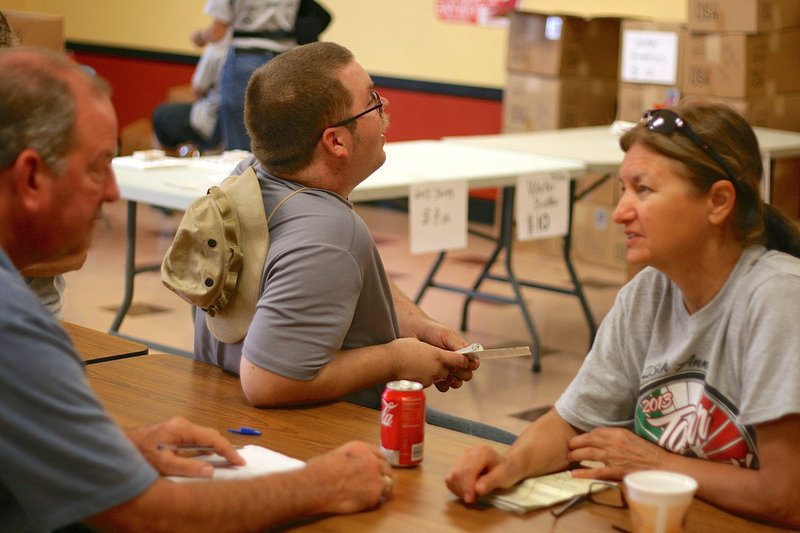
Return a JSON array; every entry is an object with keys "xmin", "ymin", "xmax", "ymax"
[{"xmin": 640, "ymin": 109, "xmax": 739, "ymax": 185}]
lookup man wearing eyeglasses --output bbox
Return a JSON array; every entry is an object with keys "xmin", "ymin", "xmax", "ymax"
[{"xmin": 182, "ymin": 42, "xmax": 515, "ymax": 443}]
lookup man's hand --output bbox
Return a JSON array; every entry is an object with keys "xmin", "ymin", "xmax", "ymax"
[
  {"xmin": 126, "ymin": 416, "xmax": 244, "ymax": 478},
  {"xmin": 305, "ymin": 441, "xmax": 393, "ymax": 514},
  {"xmin": 409, "ymin": 318, "xmax": 476, "ymax": 393},
  {"xmin": 387, "ymin": 337, "xmax": 476, "ymax": 389},
  {"xmin": 413, "ymin": 317, "xmax": 468, "ymax": 351},
  {"xmin": 445, "ymin": 444, "xmax": 522, "ymax": 505}
]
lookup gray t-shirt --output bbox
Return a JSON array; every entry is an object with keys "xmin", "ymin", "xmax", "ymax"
[
  {"xmin": 556, "ymin": 246, "xmax": 800, "ymax": 469},
  {"xmin": 194, "ymin": 158, "xmax": 398, "ymax": 407},
  {"xmin": 0, "ymin": 249, "xmax": 157, "ymax": 532},
  {"xmin": 205, "ymin": 0, "xmax": 300, "ymax": 51}
]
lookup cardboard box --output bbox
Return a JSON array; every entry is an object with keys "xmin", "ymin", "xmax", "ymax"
[
  {"xmin": 576, "ymin": 171, "xmax": 621, "ymax": 206},
  {"xmin": 682, "ymin": 92, "xmax": 800, "ymax": 132},
  {"xmin": 521, "ymin": 172, "xmax": 622, "ymax": 260},
  {"xmin": 617, "ymin": 83, "xmax": 682, "ymax": 122},
  {"xmin": 507, "ymin": 11, "xmax": 621, "ymax": 78},
  {"xmin": 770, "ymin": 157, "xmax": 800, "ymax": 219},
  {"xmin": 688, "ymin": 0, "xmax": 800, "ymax": 33},
  {"xmin": 616, "ymin": 20, "xmax": 686, "ymax": 122},
  {"xmin": 519, "ymin": 235, "xmax": 564, "ymax": 259},
  {"xmin": 682, "ymin": 28, "xmax": 800, "ymax": 98},
  {"xmin": 4, "ymin": 10, "xmax": 64, "ymax": 52},
  {"xmin": 502, "ymin": 72, "xmax": 618, "ymax": 132},
  {"xmin": 620, "ymin": 20, "xmax": 687, "ymax": 87},
  {"xmin": 571, "ymin": 200, "xmax": 628, "ymax": 270}
]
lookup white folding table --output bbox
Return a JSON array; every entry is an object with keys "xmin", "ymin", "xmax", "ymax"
[
  {"xmin": 111, "ymin": 141, "xmax": 586, "ymax": 369},
  {"xmin": 445, "ymin": 124, "xmax": 800, "ymax": 202}
]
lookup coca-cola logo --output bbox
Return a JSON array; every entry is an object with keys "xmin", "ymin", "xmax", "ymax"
[{"xmin": 381, "ymin": 401, "xmax": 397, "ymax": 427}]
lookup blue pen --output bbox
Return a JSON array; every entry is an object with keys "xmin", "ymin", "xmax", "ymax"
[{"xmin": 227, "ymin": 426, "xmax": 261, "ymax": 435}]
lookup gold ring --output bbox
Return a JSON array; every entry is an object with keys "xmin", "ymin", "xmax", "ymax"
[{"xmin": 382, "ymin": 474, "xmax": 393, "ymax": 496}]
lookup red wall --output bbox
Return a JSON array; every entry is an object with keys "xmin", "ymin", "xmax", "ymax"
[
  {"xmin": 377, "ymin": 87, "xmax": 502, "ymax": 142},
  {"xmin": 71, "ymin": 51, "xmax": 197, "ymax": 131},
  {"xmin": 70, "ymin": 50, "xmax": 503, "ymax": 141}
]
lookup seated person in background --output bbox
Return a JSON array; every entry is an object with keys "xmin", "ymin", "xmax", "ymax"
[
  {"xmin": 170, "ymin": 41, "xmax": 515, "ymax": 444},
  {"xmin": 23, "ymin": 264, "xmax": 68, "ymax": 318},
  {"xmin": 151, "ymin": 29, "xmax": 231, "ymax": 155},
  {"xmin": 445, "ymin": 102, "xmax": 800, "ymax": 527},
  {"xmin": 0, "ymin": 46, "xmax": 391, "ymax": 533}
]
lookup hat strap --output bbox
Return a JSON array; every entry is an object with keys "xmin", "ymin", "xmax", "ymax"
[{"xmin": 267, "ymin": 187, "xmax": 310, "ymax": 224}]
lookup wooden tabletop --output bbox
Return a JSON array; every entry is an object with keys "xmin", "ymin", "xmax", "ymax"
[
  {"xmin": 86, "ymin": 353, "xmax": 789, "ymax": 532},
  {"xmin": 62, "ymin": 321, "xmax": 148, "ymax": 364}
]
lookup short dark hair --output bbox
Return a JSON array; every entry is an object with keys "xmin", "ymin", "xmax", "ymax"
[
  {"xmin": 621, "ymin": 101, "xmax": 800, "ymax": 257},
  {"xmin": 0, "ymin": 47, "xmax": 110, "ymax": 176},
  {"xmin": 245, "ymin": 41, "xmax": 355, "ymax": 175}
]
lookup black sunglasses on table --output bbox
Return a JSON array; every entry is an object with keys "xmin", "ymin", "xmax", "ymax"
[{"xmin": 640, "ymin": 109, "xmax": 739, "ymax": 185}]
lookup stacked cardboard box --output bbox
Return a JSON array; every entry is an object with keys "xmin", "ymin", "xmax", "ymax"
[
  {"xmin": 503, "ymin": 11, "xmax": 620, "ymax": 132},
  {"xmin": 5, "ymin": 10, "xmax": 64, "ymax": 52},
  {"xmin": 683, "ymin": 0, "xmax": 800, "ymax": 222},
  {"xmin": 683, "ymin": 0, "xmax": 800, "ymax": 131},
  {"xmin": 616, "ymin": 19, "xmax": 687, "ymax": 122},
  {"xmin": 566, "ymin": 19, "xmax": 682, "ymax": 269}
]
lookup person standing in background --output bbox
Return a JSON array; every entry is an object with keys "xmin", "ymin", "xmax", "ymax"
[{"xmin": 191, "ymin": 0, "xmax": 331, "ymax": 151}]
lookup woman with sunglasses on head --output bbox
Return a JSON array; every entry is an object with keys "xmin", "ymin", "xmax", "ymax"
[{"xmin": 446, "ymin": 102, "xmax": 800, "ymax": 527}]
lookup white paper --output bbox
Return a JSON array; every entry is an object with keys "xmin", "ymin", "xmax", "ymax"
[
  {"xmin": 168, "ymin": 444, "xmax": 305, "ymax": 482},
  {"xmin": 409, "ymin": 181, "xmax": 468, "ymax": 254},
  {"xmin": 621, "ymin": 30, "xmax": 680, "ymax": 85},
  {"xmin": 515, "ymin": 172, "xmax": 569, "ymax": 241}
]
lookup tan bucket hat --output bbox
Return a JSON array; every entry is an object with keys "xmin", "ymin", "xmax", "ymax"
[{"xmin": 161, "ymin": 166, "xmax": 305, "ymax": 343}]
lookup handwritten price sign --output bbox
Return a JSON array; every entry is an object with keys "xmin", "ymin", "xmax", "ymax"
[
  {"xmin": 409, "ymin": 181, "xmax": 468, "ymax": 254},
  {"xmin": 515, "ymin": 173, "xmax": 569, "ymax": 241}
]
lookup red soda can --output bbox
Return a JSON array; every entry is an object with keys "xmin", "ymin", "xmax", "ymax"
[{"xmin": 380, "ymin": 380, "xmax": 425, "ymax": 467}]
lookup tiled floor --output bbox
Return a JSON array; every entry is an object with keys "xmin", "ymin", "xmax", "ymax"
[{"xmin": 63, "ymin": 198, "xmax": 627, "ymax": 436}]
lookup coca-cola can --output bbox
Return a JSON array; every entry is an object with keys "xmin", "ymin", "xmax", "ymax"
[{"xmin": 380, "ymin": 380, "xmax": 425, "ymax": 467}]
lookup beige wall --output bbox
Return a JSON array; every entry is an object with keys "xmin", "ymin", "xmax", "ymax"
[{"xmin": 3, "ymin": 0, "xmax": 685, "ymax": 89}]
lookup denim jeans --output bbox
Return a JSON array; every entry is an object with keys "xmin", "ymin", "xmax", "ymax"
[
  {"xmin": 151, "ymin": 102, "xmax": 223, "ymax": 151},
  {"xmin": 220, "ymin": 48, "xmax": 278, "ymax": 151}
]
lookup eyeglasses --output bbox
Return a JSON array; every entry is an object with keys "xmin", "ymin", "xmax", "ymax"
[
  {"xmin": 640, "ymin": 109, "xmax": 739, "ymax": 185},
  {"xmin": 327, "ymin": 89, "xmax": 383, "ymax": 129},
  {"xmin": 550, "ymin": 481, "xmax": 627, "ymax": 518}
]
